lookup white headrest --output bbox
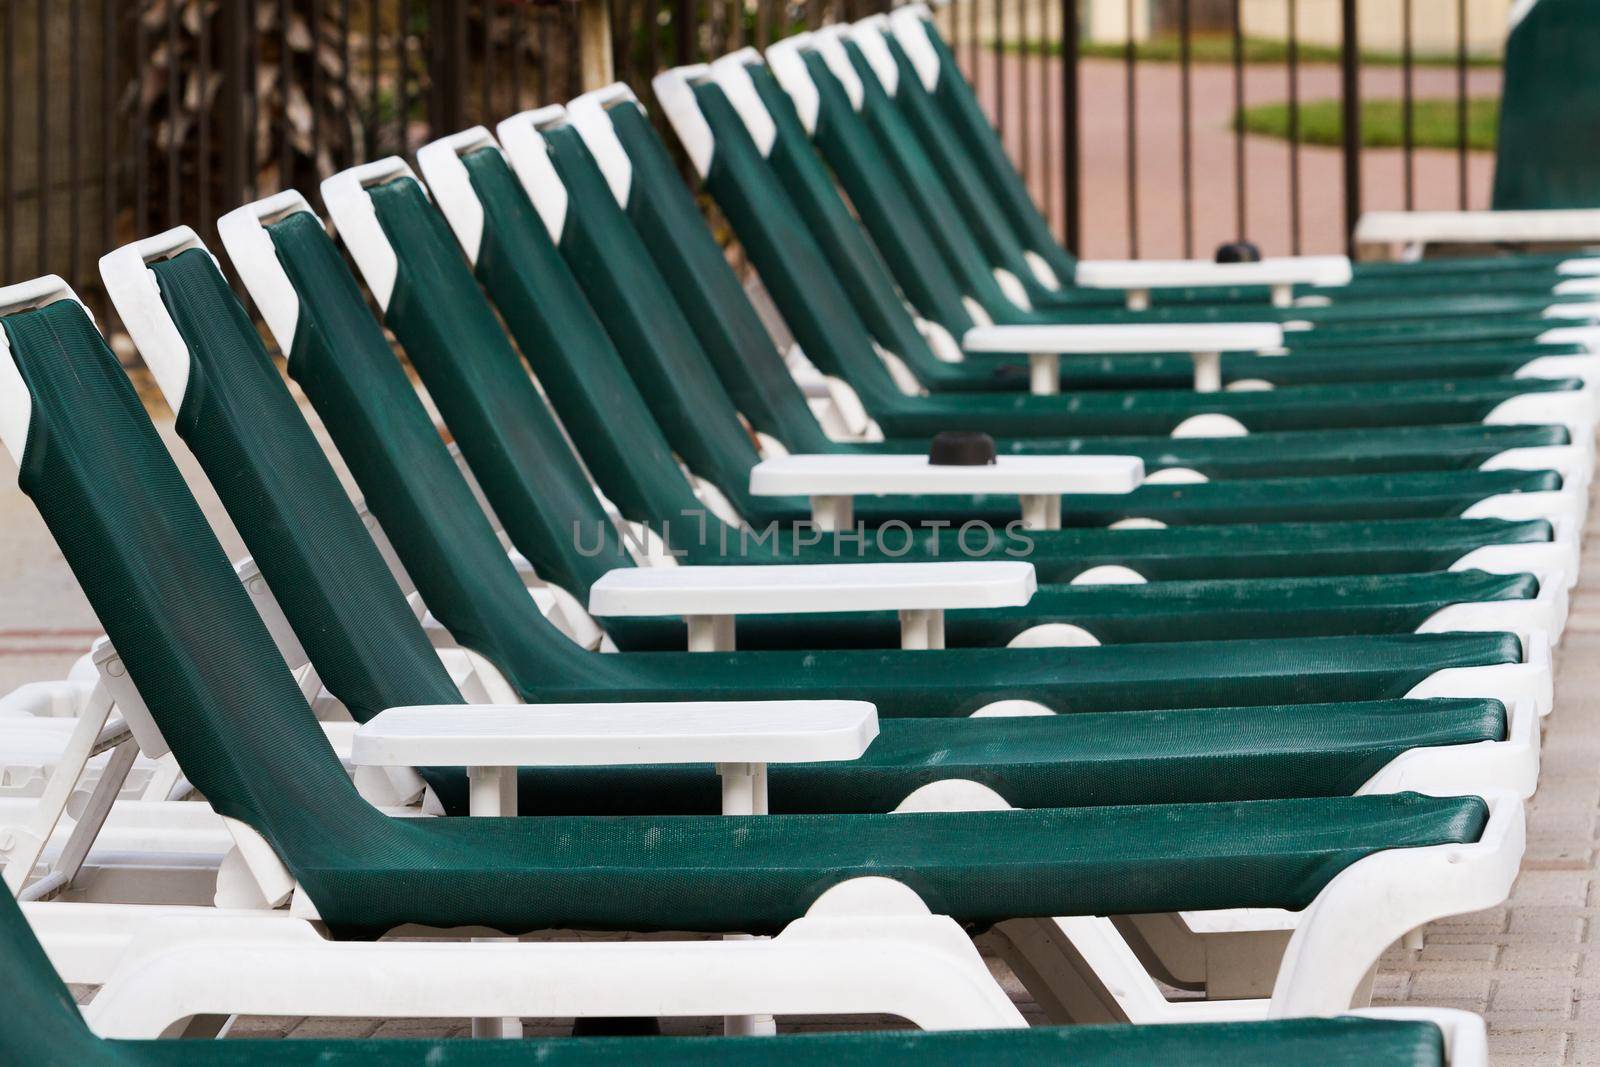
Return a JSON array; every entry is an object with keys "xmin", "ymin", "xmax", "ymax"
[
  {"xmin": 216, "ymin": 190, "xmax": 316, "ymax": 353},
  {"xmin": 709, "ymin": 52, "xmax": 778, "ymax": 158},
  {"xmin": 99, "ymin": 228, "xmax": 217, "ymax": 415},
  {"xmin": 415, "ymin": 127, "xmax": 501, "ymax": 267},
  {"xmin": 320, "ymin": 157, "xmax": 421, "ymax": 311},
  {"xmin": 568, "ymin": 84, "xmax": 641, "ymax": 207},
  {"xmin": 765, "ymin": 36, "xmax": 826, "ymax": 132},
  {"xmin": 0, "ymin": 276, "xmax": 89, "ymax": 472},
  {"xmin": 496, "ymin": 108, "xmax": 572, "ymax": 244}
]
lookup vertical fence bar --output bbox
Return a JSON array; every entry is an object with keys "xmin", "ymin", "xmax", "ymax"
[
  {"xmin": 166, "ymin": 0, "xmax": 180, "ymax": 228},
  {"xmin": 481, "ymin": 0, "xmax": 494, "ymax": 121},
  {"xmin": 512, "ymin": 1, "xmax": 526, "ymax": 108},
  {"xmin": 1230, "ymin": 0, "xmax": 1244, "ymax": 241},
  {"xmin": 197, "ymin": 0, "xmax": 212, "ymax": 238},
  {"xmin": 1339, "ymin": 0, "xmax": 1361, "ymax": 254},
  {"xmin": 368, "ymin": 0, "xmax": 380, "ymax": 156},
  {"xmin": 248, "ymin": 0, "xmax": 259, "ymax": 200},
  {"xmin": 1179, "ymin": 0, "xmax": 1193, "ymax": 258},
  {"xmin": 967, "ymin": 0, "xmax": 978, "ymax": 84},
  {"xmin": 399, "ymin": 1, "xmax": 413, "ymax": 154},
  {"xmin": 1287, "ymin": 0, "xmax": 1301, "ymax": 253},
  {"xmin": 70, "ymin": 0, "xmax": 83, "ymax": 285},
  {"xmin": 102, "ymin": 0, "xmax": 116, "ymax": 299},
  {"xmin": 310, "ymin": 0, "xmax": 323, "ymax": 180},
  {"xmin": 1059, "ymin": 0, "xmax": 1079, "ymax": 255},
  {"xmin": 36, "ymin": 0, "xmax": 50, "ymax": 273},
  {"xmin": 1043, "ymin": 0, "xmax": 1056, "ymax": 234},
  {"xmin": 1456, "ymin": 0, "xmax": 1468, "ymax": 208},
  {"xmin": 3, "ymin": 0, "xmax": 15, "ymax": 284},
  {"xmin": 340, "ymin": 0, "xmax": 351, "ymax": 168},
  {"xmin": 1017, "ymin": 0, "xmax": 1028, "ymax": 186},
  {"xmin": 567, "ymin": 4, "xmax": 581, "ymax": 98},
  {"xmin": 677, "ymin": 0, "xmax": 694, "ymax": 66},
  {"xmin": 135, "ymin": 0, "xmax": 148, "ymax": 237},
  {"xmin": 1122, "ymin": 0, "xmax": 1137, "ymax": 257},
  {"xmin": 280, "ymin": 0, "xmax": 293, "ymax": 186},
  {"xmin": 223, "ymin": 0, "xmax": 245, "ymax": 224},
  {"xmin": 993, "ymin": 0, "xmax": 1005, "ymax": 153},
  {"xmin": 1402, "ymin": 0, "xmax": 1414, "ymax": 209}
]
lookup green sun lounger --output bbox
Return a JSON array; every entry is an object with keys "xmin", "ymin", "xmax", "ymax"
[
  {"xmin": 782, "ymin": 19, "xmax": 1599, "ymax": 337},
  {"xmin": 0, "ymin": 284, "xmax": 1523, "ymax": 1031},
  {"xmin": 644, "ymin": 61, "xmax": 1594, "ymax": 431},
  {"xmin": 457, "ymin": 105, "xmax": 1582, "ymax": 535},
  {"xmin": 677, "ymin": 45, "xmax": 1600, "ymax": 400},
  {"xmin": 62, "ymin": 242, "xmax": 1541, "ymax": 820},
  {"xmin": 112, "ymin": 232, "xmax": 1540, "ymax": 712},
  {"xmin": 894, "ymin": 2, "xmax": 1598, "ymax": 297}
]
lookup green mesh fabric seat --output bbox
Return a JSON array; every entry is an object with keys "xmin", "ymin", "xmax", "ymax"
[
  {"xmin": 896, "ymin": 3, "xmax": 1591, "ymax": 293},
  {"xmin": 106, "ymin": 238, "xmax": 1515, "ymax": 821},
  {"xmin": 670, "ymin": 66, "xmax": 1589, "ymax": 422},
  {"xmin": 0, "ymin": 296, "xmax": 1495, "ymax": 940},
  {"xmin": 0, "ymin": 891, "xmax": 1452, "ymax": 1067},
  {"xmin": 473, "ymin": 115, "xmax": 1573, "ymax": 531},
  {"xmin": 152, "ymin": 244, "xmax": 1527, "ymax": 710},
  {"xmin": 718, "ymin": 47, "xmax": 1587, "ymax": 395}
]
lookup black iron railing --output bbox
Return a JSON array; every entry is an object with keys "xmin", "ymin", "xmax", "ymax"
[{"xmin": 0, "ymin": 0, "xmax": 1502, "ymax": 332}]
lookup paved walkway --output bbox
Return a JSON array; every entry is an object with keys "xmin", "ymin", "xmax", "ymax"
[{"xmin": 11, "ymin": 414, "xmax": 1596, "ymax": 1053}]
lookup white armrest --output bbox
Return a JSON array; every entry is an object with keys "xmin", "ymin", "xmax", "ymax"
[
  {"xmin": 589, "ymin": 561, "xmax": 1037, "ymax": 617},
  {"xmin": 749, "ymin": 454, "xmax": 1144, "ymax": 496},
  {"xmin": 961, "ymin": 322, "xmax": 1283, "ymax": 354},
  {"xmin": 1355, "ymin": 209, "xmax": 1600, "ymax": 247},
  {"xmin": 352, "ymin": 700, "xmax": 878, "ymax": 768},
  {"xmin": 1075, "ymin": 256, "xmax": 1352, "ymax": 290}
]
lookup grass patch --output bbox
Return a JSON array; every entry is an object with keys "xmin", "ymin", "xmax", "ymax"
[
  {"xmin": 1011, "ymin": 34, "xmax": 1502, "ymax": 68},
  {"xmin": 1233, "ymin": 97, "xmax": 1499, "ymax": 150}
]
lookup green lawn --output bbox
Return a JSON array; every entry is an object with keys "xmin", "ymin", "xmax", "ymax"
[
  {"xmin": 1233, "ymin": 97, "xmax": 1499, "ymax": 150},
  {"xmin": 1013, "ymin": 34, "xmax": 1501, "ymax": 68}
]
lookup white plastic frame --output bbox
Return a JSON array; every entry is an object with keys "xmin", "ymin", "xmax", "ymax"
[
  {"xmin": 0, "ymin": 275, "xmax": 90, "ymax": 476},
  {"xmin": 215, "ymin": 189, "xmax": 317, "ymax": 354},
  {"xmin": 319, "ymin": 156, "xmax": 420, "ymax": 312},
  {"xmin": 496, "ymin": 106, "xmax": 576, "ymax": 243},
  {"xmin": 413, "ymin": 127, "xmax": 501, "ymax": 267}
]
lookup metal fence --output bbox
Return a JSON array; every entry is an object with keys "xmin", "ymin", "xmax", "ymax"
[
  {"xmin": 0, "ymin": 0, "xmax": 1505, "ymax": 327},
  {"xmin": 940, "ymin": 0, "xmax": 1502, "ymax": 261}
]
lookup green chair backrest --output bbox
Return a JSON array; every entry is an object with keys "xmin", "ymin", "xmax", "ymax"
[
  {"xmin": 895, "ymin": 9, "xmax": 1078, "ymax": 282},
  {"xmin": 262, "ymin": 199, "xmax": 653, "ymax": 679},
  {"xmin": 361, "ymin": 177, "xmax": 640, "ymax": 596},
  {"xmin": 1492, "ymin": 0, "xmax": 1600, "ymax": 209},
  {"xmin": 666, "ymin": 78, "xmax": 924, "ymax": 414},
  {"xmin": 596, "ymin": 99, "xmax": 837, "ymax": 454},
  {"xmin": 738, "ymin": 58, "xmax": 979, "ymax": 349},
  {"xmin": 150, "ymin": 248, "xmax": 463, "ymax": 724},
  {"xmin": 535, "ymin": 120, "xmax": 798, "ymax": 523},
  {"xmin": 0, "ymin": 889, "xmax": 107, "ymax": 1062},
  {"xmin": 797, "ymin": 40, "xmax": 1020, "ymax": 318},
  {"xmin": 853, "ymin": 24, "xmax": 1056, "ymax": 303},
  {"xmin": 0, "ymin": 297, "xmax": 400, "ymax": 905},
  {"xmin": 456, "ymin": 142, "xmax": 748, "ymax": 530}
]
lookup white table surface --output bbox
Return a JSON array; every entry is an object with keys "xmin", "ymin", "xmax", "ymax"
[
  {"xmin": 749, "ymin": 454, "xmax": 1144, "ymax": 496},
  {"xmin": 589, "ymin": 561, "xmax": 1037, "ymax": 617},
  {"xmin": 1074, "ymin": 255, "xmax": 1353, "ymax": 289},
  {"xmin": 962, "ymin": 322, "xmax": 1284, "ymax": 354},
  {"xmin": 352, "ymin": 700, "xmax": 880, "ymax": 768}
]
